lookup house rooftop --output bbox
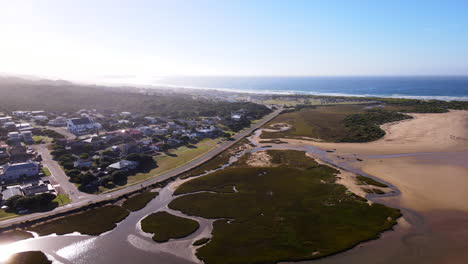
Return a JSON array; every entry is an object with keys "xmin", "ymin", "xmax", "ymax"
[
  {"xmin": 70, "ymin": 117, "xmax": 93, "ymax": 126},
  {"xmin": 1, "ymin": 186, "xmax": 23, "ymax": 200}
]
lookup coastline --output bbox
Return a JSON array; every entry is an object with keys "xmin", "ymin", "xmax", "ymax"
[{"xmin": 274, "ymin": 109, "xmax": 468, "ymax": 264}]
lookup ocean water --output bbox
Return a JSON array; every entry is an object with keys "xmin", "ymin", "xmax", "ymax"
[{"xmin": 151, "ymin": 76, "xmax": 468, "ymax": 101}]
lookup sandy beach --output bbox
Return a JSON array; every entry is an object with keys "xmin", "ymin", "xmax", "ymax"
[{"xmin": 282, "ymin": 110, "xmax": 468, "ymax": 212}]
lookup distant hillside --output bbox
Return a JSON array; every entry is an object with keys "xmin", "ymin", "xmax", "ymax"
[{"xmin": 0, "ymin": 77, "xmax": 271, "ymax": 119}]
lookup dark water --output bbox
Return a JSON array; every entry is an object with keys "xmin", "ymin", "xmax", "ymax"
[{"xmin": 152, "ymin": 76, "xmax": 468, "ymax": 101}]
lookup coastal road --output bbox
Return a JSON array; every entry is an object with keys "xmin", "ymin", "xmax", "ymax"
[{"xmin": 0, "ymin": 108, "xmax": 282, "ymax": 228}]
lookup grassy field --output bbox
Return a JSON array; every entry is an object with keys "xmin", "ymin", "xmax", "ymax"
[
  {"xmin": 53, "ymin": 194, "xmax": 71, "ymax": 206},
  {"xmin": 100, "ymin": 138, "xmax": 221, "ymax": 193},
  {"xmin": 0, "ymin": 209, "xmax": 17, "ymax": 221},
  {"xmin": 169, "ymin": 150, "xmax": 401, "ymax": 264},
  {"xmin": 28, "ymin": 205, "xmax": 129, "ymax": 236},
  {"xmin": 122, "ymin": 191, "xmax": 158, "ymax": 212},
  {"xmin": 261, "ymin": 105, "xmax": 411, "ymax": 142},
  {"xmin": 33, "ymin": 136, "xmax": 53, "ymax": 144},
  {"xmin": 0, "ymin": 230, "xmax": 34, "ymax": 244},
  {"xmin": 6, "ymin": 251, "xmax": 51, "ymax": 264},
  {"xmin": 261, "ymin": 105, "xmax": 365, "ymax": 142},
  {"xmin": 41, "ymin": 167, "xmax": 51, "ymax": 176},
  {"xmin": 141, "ymin": 211, "xmax": 199, "ymax": 243}
]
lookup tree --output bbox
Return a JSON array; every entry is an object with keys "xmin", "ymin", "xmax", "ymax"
[{"xmin": 111, "ymin": 170, "xmax": 127, "ymax": 185}]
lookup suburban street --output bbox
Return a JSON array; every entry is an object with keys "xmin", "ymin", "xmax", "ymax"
[
  {"xmin": 0, "ymin": 108, "xmax": 282, "ymax": 228},
  {"xmin": 33, "ymin": 144, "xmax": 96, "ymax": 202}
]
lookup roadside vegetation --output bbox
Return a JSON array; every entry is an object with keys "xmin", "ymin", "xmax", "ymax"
[
  {"xmin": 41, "ymin": 167, "xmax": 51, "ymax": 176},
  {"xmin": 28, "ymin": 205, "xmax": 129, "ymax": 236},
  {"xmin": 170, "ymin": 150, "xmax": 401, "ymax": 264},
  {"xmin": 122, "ymin": 191, "xmax": 158, "ymax": 212},
  {"xmin": 5, "ymin": 251, "xmax": 51, "ymax": 264},
  {"xmin": 141, "ymin": 211, "xmax": 199, "ymax": 242},
  {"xmin": 4, "ymin": 193, "xmax": 57, "ymax": 214},
  {"xmin": 180, "ymin": 138, "xmax": 253, "ymax": 179},
  {"xmin": 52, "ymin": 194, "xmax": 71, "ymax": 206},
  {"xmin": 0, "ymin": 209, "xmax": 17, "ymax": 221}
]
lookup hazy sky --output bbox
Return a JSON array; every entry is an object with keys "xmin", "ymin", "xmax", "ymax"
[{"xmin": 1, "ymin": 0, "xmax": 468, "ymax": 80}]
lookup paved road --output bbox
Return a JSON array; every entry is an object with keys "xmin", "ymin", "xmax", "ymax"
[{"xmin": 0, "ymin": 109, "xmax": 282, "ymax": 228}]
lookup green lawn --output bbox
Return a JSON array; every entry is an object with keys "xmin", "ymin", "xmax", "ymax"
[
  {"xmin": 100, "ymin": 138, "xmax": 221, "ymax": 193},
  {"xmin": 169, "ymin": 150, "xmax": 401, "ymax": 264},
  {"xmin": 122, "ymin": 191, "xmax": 158, "ymax": 212},
  {"xmin": 53, "ymin": 194, "xmax": 71, "ymax": 206},
  {"xmin": 33, "ymin": 136, "xmax": 53, "ymax": 144},
  {"xmin": 28, "ymin": 205, "xmax": 129, "ymax": 236},
  {"xmin": 41, "ymin": 167, "xmax": 51, "ymax": 176},
  {"xmin": 141, "ymin": 211, "xmax": 200, "ymax": 242},
  {"xmin": 0, "ymin": 209, "xmax": 18, "ymax": 221}
]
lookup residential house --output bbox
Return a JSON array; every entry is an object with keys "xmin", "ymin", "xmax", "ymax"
[
  {"xmin": 15, "ymin": 123, "xmax": 32, "ymax": 129},
  {"xmin": 31, "ymin": 115, "xmax": 48, "ymax": 122},
  {"xmin": 8, "ymin": 146, "xmax": 32, "ymax": 163},
  {"xmin": 20, "ymin": 131, "xmax": 34, "ymax": 144},
  {"xmin": 231, "ymin": 113, "xmax": 242, "ymax": 120},
  {"xmin": 48, "ymin": 117, "xmax": 67, "ymax": 127},
  {"xmin": 0, "ymin": 116, "xmax": 13, "ymax": 125},
  {"xmin": 31, "ymin": 111, "xmax": 45, "ymax": 116},
  {"xmin": 196, "ymin": 126, "xmax": 217, "ymax": 134},
  {"xmin": 137, "ymin": 126, "xmax": 155, "ymax": 136},
  {"xmin": 82, "ymin": 136, "xmax": 103, "ymax": 147},
  {"xmin": 3, "ymin": 122, "xmax": 16, "ymax": 129},
  {"xmin": 73, "ymin": 159, "xmax": 93, "ymax": 169},
  {"xmin": 144, "ymin": 116, "xmax": 158, "ymax": 124},
  {"xmin": 21, "ymin": 180, "xmax": 53, "ymax": 196},
  {"xmin": 7, "ymin": 132, "xmax": 21, "ymax": 142},
  {"xmin": 0, "ymin": 145, "xmax": 8, "ymax": 158},
  {"xmin": 12, "ymin": 111, "xmax": 30, "ymax": 117},
  {"xmin": 0, "ymin": 160, "xmax": 40, "ymax": 182},
  {"xmin": 108, "ymin": 160, "xmax": 138, "ymax": 171},
  {"xmin": 67, "ymin": 117, "xmax": 102, "ymax": 135},
  {"xmin": 1, "ymin": 186, "xmax": 23, "ymax": 202}
]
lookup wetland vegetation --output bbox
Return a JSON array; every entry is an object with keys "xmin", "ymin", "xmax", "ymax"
[
  {"xmin": 169, "ymin": 150, "xmax": 401, "ymax": 264},
  {"xmin": 28, "ymin": 205, "xmax": 129, "ymax": 236},
  {"xmin": 122, "ymin": 191, "xmax": 158, "ymax": 212},
  {"xmin": 141, "ymin": 211, "xmax": 200, "ymax": 243},
  {"xmin": 5, "ymin": 251, "xmax": 51, "ymax": 264}
]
